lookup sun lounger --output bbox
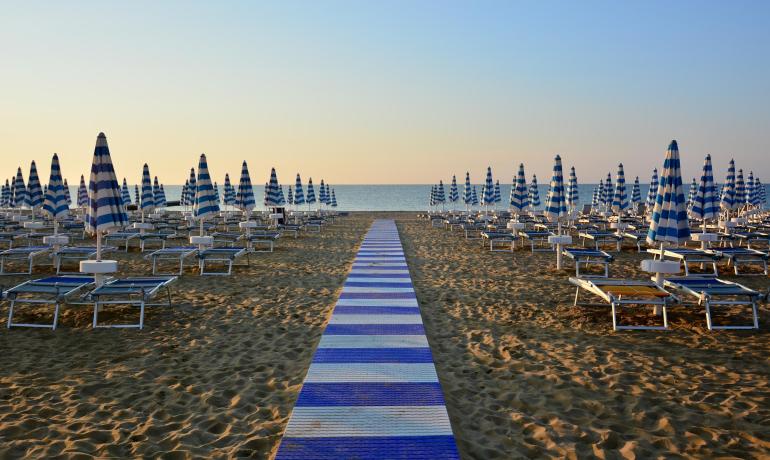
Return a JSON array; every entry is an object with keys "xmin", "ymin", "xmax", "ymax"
[
  {"xmin": 732, "ymin": 231, "xmax": 769, "ymax": 250},
  {"xmin": 198, "ymin": 247, "xmax": 249, "ymax": 275},
  {"xmin": 663, "ymin": 277, "xmax": 760, "ymax": 330},
  {"xmin": 5, "ymin": 275, "xmax": 97, "ymax": 329},
  {"xmin": 243, "ymin": 232, "xmax": 280, "ymax": 252},
  {"xmin": 0, "ymin": 246, "xmax": 52, "ymax": 275},
  {"xmin": 139, "ymin": 231, "xmax": 178, "ymax": 251},
  {"xmin": 621, "ymin": 229, "xmax": 649, "ymax": 252},
  {"xmin": 569, "ymin": 277, "xmax": 676, "ymax": 331},
  {"xmin": 103, "ymin": 230, "xmax": 140, "ymax": 252},
  {"xmin": 563, "ymin": 248, "xmax": 614, "ymax": 277},
  {"xmin": 462, "ymin": 223, "xmax": 486, "ymax": 240},
  {"xmin": 707, "ymin": 247, "xmax": 769, "ymax": 275},
  {"xmin": 518, "ymin": 230, "xmax": 554, "ymax": 252},
  {"xmin": 579, "ymin": 231, "xmax": 622, "ymax": 251},
  {"xmin": 278, "ymin": 224, "xmax": 301, "ymax": 238},
  {"xmin": 145, "ymin": 247, "xmax": 199, "ymax": 275},
  {"xmin": 647, "ymin": 248, "xmax": 720, "ymax": 276},
  {"xmin": 211, "ymin": 231, "xmax": 242, "ymax": 247},
  {"xmin": 0, "ymin": 232, "xmax": 26, "ymax": 249},
  {"xmin": 480, "ymin": 231, "xmax": 516, "ymax": 251},
  {"xmin": 89, "ymin": 276, "xmax": 177, "ymax": 329},
  {"xmin": 54, "ymin": 246, "xmax": 118, "ymax": 274}
]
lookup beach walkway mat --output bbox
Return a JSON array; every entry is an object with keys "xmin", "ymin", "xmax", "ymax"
[{"xmin": 276, "ymin": 219, "xmax": 459, "ymax": 459}]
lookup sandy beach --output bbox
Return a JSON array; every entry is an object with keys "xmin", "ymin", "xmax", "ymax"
[{"xmin": 1, "ymin": 212, "xmax": 769, "ymax": 459}]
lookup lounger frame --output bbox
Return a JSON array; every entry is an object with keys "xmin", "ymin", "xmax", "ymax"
[
  {"xmin": 663, "ymin": 277, "xmax": 760, "ymax": 330},
  {"xmin": 198, "ymin": 248, "xmax": 249, "ymax": 275},
  {"xmin": 5, "ymin": 276, "xmax": 96, "ymax": 330},
  {"xmin": 0, "ymin": 246, "xmax": 52, "ymax": 275},
  {"xmin": 90, "ymin": 276, "xmax": 176, "ymax": 329}
]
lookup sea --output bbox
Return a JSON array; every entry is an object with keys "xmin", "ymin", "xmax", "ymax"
[{"xmin": 88, "ymin": 184, "xmax": 766, "ymax": 212}]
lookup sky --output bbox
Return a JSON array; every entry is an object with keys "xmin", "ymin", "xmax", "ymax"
[{"xmin": 1, "ymin": 1, "xmax": 769, "ymax": 186}]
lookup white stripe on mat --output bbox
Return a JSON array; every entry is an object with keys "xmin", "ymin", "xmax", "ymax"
[
  {"xmin": 284, "ymin": 406, "xmax": 454, "ymax": 437},
  {"xmin": 318, "ymin": 335, "xmax": 429, "ymax": 348},
  {"xmin": 305, "ymin": 363, "xmax": 438, "ymax": 383}
]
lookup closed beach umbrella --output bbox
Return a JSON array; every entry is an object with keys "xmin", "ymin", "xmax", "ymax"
[
  {"xmin": 194, "ymin": 154, "xmax": 219, "ymax": 232},
  {"xmin": 690, "ymin": 154, "xmax": 719, "ymax": 226},
  {"xmin": 140, "ymin": 164, "xmax": 155, "ymax": 217},
  {"xmin": 429, "ymin": 185, "xmax": 435, "ymax": 208},
  {"xmin": 720, "ymin": 159, "xmax": 736, "ymax": 214},
  {"xmin": 63, "ymin": 179, "xmax": 72, "ymax": 206},
  {"xmin": 224, "ymin": 173, "xmax": 236, "ymax": 207},
  {"xmin": 331, "ymin": 189, "xmax": 338, "ymax": 208},
  {"xmin": 591, "ymin": 185, "xmax": 599, "ymax": 209},
  {"xmin": 631, "ymin": 176, "xmax": 641, "ymax": 210},
  {"xmin": 42, "ymin": 153, "xmax": 69, "ymax": 226},
  {"xmin": 471, "ymin": 185, "xmax": 479, "ymax": 207},
  {"xmin": 529, "ymin": 175, "xmax": 540, "ymax": 209},
  {"xmin": 647, "ymin": 140, "xmax": 690, "ymax": 246},
  {"xmin": 157, "ymin": 184, "xmax": 167, "ymax": 208},
  {"xmin": 121, "ymin": 178, "xmax": 131, "ymax": 206},
  {"xmin": 686, "ymin": 178, "xmax": 697, "ymax": 210},
  {"xmin": 750, "ymin": 176, "xmax": 761, "ymax": 208},
  {"xmin": 13, "ymin": 167, "xmax": 28, "ymax": 208},
  {"xmin": 236, "ymin": 161, "xmax": 256, "ymax": 214},
  {"xmin": 154, "ymin": 176, "xmax": 166, "ymax": 209},
  {"xmin": 306, "ymin": 178, "xmax": 316, "ymax": 207},
  {"xmin": 180, "ymin": 180, "xmax": 189, "ymax": 207},
  {"xmin": 567, "ymin": 166, "xmax": 579, "ymax": 212},
  {"xmin": 85, "ymin": 132, "xmax": 129, "ymax": 259},
  {"xmin": 494, "ymin": 180, "xmax": 502, "ymax": 206},
  {"xmin": 134, "ymin": 184, "xmax": 140, "ymax": 208},
  {"xmin": 482, "ymin": 167, "xmax": 495, "ymax": 207},
  {"xmin": 324, "ymin": 183, "xmax": 331, "ymax": 205},
  {"xmin": 510, "ymin": 164, "xmax": 529, "ymax": 215},
  {"xmin": 646, "ymin": 168, "xmax": 659, "ymax": 211},
  {"xmin": 77, "ymin": 175, "xmax": 88, "ymax": 207},
  {"xmin": 463, "ymin": 172, "xmax": 472, "ymax": 208},
  {"xmin": 1, "ymin": 180, "xmax": 9, "ymax": 207},
  {"xmin": 265, "ymin": 167, "xmax": 285, "ymax": 206},
  {"xmin": 449, "ymin": 175, "xmax": 459, "ymax": 205},
  {"xmin": 287, "ymin": 185, "xmax": 294, "ymax": 206},
  {"xmin": 746, "ymin": 171, "xmax": 756, "ymax": 207},
  {"xmin": 435, "ymin": 180, "xmax": 446, "ymax": 208},
  {"xmin": 735, "ymin": 169, "xmax": 746, "ymax": 210},
  {"xmin": 544, "ymin": 155, "xmax": 568, "ymax": 223},
  {"xmin": 293, "ymin": 174, "xmax": 305, "ymax": 206},
  {"xmin": 318, "ymin": 179, "xmax": 327, "ymax": 206},
  {"xmin": 27, "ymin": 161, "xmax": 43, "ymax": 211},
  {"xmin": 612, "ymin": 163, "xmax": 628, "ymax": 214}
]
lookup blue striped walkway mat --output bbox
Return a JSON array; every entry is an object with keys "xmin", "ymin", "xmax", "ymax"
[{"xmin": 276, "ymin": 219, "xmax": 459, "ymax": 459}]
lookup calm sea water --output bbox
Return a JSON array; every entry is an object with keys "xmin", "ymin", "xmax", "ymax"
[{"xmin": 65, "ymin": 184, "xmax": 768, "ymax": 212}]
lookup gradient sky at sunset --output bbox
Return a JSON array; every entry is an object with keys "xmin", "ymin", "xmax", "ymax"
[{"xmin": 2, "ymin": 1, "xmax": 768, "ymax": 185}]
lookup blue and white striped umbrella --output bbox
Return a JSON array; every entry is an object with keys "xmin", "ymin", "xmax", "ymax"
[
  {"xmin": 134, "ymin": 184, "xmax": 140, "ymax": 208},
  {"xmin": 746, "ymin": 171, "xmax": 756, "ymax": 207},
  {"xmin": 510, "ymin": 163, "xmax": 529, "ymax": 213},
  {"xmin": 213, "ymin": 181, "xmax": 221, "ymax": 205},
  {"xmin": 690, "ymin": 154, "xmax": 719, "ymax": 221},
  {"xmin": 194, "ymin": 153, "xmax": 219, "ymax": 221},
  {"xmin": 647, "ymin": 140, "xmax": 690, "ymax": 245},
  {"xmin": 140, "ymin": 164, "xmax": 155, "ymax": 213},
  {"xmin": 265, "ymin": 167, "xmax": 285, "ymax": 206},
  {"xmin": 735, "ymin": 169, "xmax": 746, "ymax": 207},
  {"xmin": 85, "ymin": 132, "xmax": 129, "ymax": 234},
  {"xmin": 646, "ymin": 168, "xmax": 659, "ymax": 210},
  {"xmin": 12, "ymin": 167, "xmax": 28, "ymax": 208},
  {"xmin": 121, "ymin": 178, "xmax": 131, "ymax": 206},
  {"xmin": 157, "ymin": 184, "xmax": 167, "ymax": 208},
  {"xmin": 306, "ymin": 178, "xmax": 316, "ymax": 205},
  {"xmin": 720, "ymin": 159, "xmax": 736, "ymax": 212},
  {"xmin": 318, "ymin": 179, "xmax": 327, "ymax": 205},
  {"xmin": 42, "ymin": 153, "xmax": 69, "ymax": 221},
  {"xmin": 449, "ymin": 175, "xmax": 459, "ymax": 203},
  {"xmin": 429, "ymin": 185, "xmax": 435, "ymax": 207},
  {"xmin": 77, "ymin": 175, "xmax": 88, "ymax": 207},
  {"xmin": 529, "ymin": 175, "xmax": 540, "ymax": 209},
  {"xmin": 236, "ymin": 161, "xmax": 256, "ymax": 212},
  {"xmin": 287, "ymin": 185, "xmax": 294, "ymax": 205},
  {"xmin": 63, "ymin": 178, "xmax": 71, "ymax": 206},
  {"xmin": 591, "ymin": 185, "xmax": 599, "ymax": 208},
  {"xmin": 463, "ymin": 172, "xmax": 472, "ymax": 205},
  {"xmin": 1, "ymin": 180, "xmax": 9, "ymax": 207},
  {"xmin": 224, "ymin": 173, "xmax": 237, "ymax": 206},
  {"xmin": 27, "ymin": 161, "xmax": 43, "ymax": 209},
  {"xmin": 544, "ymin": 155, "xmax": 568, "ymax": 221},
  {"xmin": 180, "ymin": 180, "xmax": 189, "ymax": 206},
  {"xmin": 330, "ymin": 188, "xmax": 338, "ymax": 207},
  {"xmin": 494, "ymin": 180, "xmax": 502, "ymax": 205},
  {"xmin": 482, "ymin": 167, "xmax": 495, "ymax": 206},
  {"xmin": 154, "ymin": 176, "xmax": 166, "ymax": 208},
  {"xmin": 294, "ymin": 174, "xmax": 305, "ymax": 206},
  {"xmin": 612, "ymin": 163, "xmax": 628, "ymax": 213},
  {"xmin": 750, "ymin": 175, "xmax": 761, "ymax": 207},
  {"xmin": 631, "ymin": 176, "xmax": 641, "ymax": 207},
  {"xmin": 435, "ymin": 180, "xmax": 446, "ymax": 205},
  {"xmin": 686, "ymin": 178, "xmax": 697, "ymax": 210},
  {"xmin": 471, "ymin": 185, "xmax": 479, "ymax": 206},
  {"xmin": 324, "ymin": 183, "xmax": 331, "ymax": 205},
  {"xmin": 567, "ymin": 166, "xmax": 579, "ymax": 210},
  {"xmin": 603, "ymin": 173, "xmax": 613, "ymax": 209}
]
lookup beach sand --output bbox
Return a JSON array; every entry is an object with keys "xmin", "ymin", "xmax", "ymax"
[{"xmin": 0, "ymin": 211, "xmax": 768, "ymax": 459}]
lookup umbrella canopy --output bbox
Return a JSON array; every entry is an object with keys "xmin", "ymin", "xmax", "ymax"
[
  {"xmin": 429, "ymin": 185, "xmax": 435, "ymax": 207},
  {"xmin": 529, "ymin": 175, "xmax": 540, "ymax": 208},
  {"xmin": 463, "ymin": 172, "xmax": 472, "ymax": 205},
  {"xmin": 306, "ymin": 178, "xmax": 316, "ymax": 205},
  {"xmin": 294, "ymin": 174, "xmax": 305, "ymax": 206},
  {"xmin": 591, "ymin": 185, "xmax": 599, "ymax": 208},
  {"xmin": 12, "ymin": 167, "xmax": 28, "ymax": 208},
  {"xmin": 27, "ymin": 161, "xmax": 43, "ymax": 209},
  {"xmin": 646, "ymin": 168, "xmax": 659, "ymax": 210},
  {"xmin": 213, "ymin": 182, "xmax": 221, "ymax": 205},
  {"xmin": 750, "ymin": 176, "xmax": 761, "ymax": 207},
  {"xmin": 324, "ymin": 183, "xmax": 331, "ymax": 205},
  {"xmin": 449, "ymin": 175, "xmax": 459, "ymax": 203},
  {"xmin": 435, "ymin": 180, "xmax": 446, "ymax": 205},
  {"xmin": 236, "ymin": 161, "xmax": 256, "ymax": 212},
  {"xmin": 287, "ymin": 185, "xmax": 294, "ymax": 205},
  {"xmin": 42, "ymin": 153, "xmax": 69, "ymax": 220},
  {"xmin": 631, "ymin": 176, "xmax": 641, "ymax": 207},
  {"xmin": 720, "ymin": 159, "xmax": 736, "ymax": 212},
  {"xmin": 180, "ymin": 181, "xmax": 189, "ymax": 206},
  {"xmin": 544, "ymin": 155, "xmax": 567, "ymax": 222},
  {"xmin": 746, "ymin": 171, "xmax": 756, "ymax": 207},
  {"xmin": 121, "ymin": 178, "xmax": 131, "ymax": 206},
  {"xmin": 265, "ymin": 167, "xmax": 285, "ymax": 206},
  {"xmin": 63, "ymin": 179, "xmax": 71, "ymax": 205},
  {"xmin": 471, "ymin": 185, "xmax": 479, "ymax": 206},
  {"xmin": 224, "ymin": 174, "xmax": 236, "ymax": 206},
  {"xmin": 647, "ymin": 140, "xmax": 690, "ymax": 245},
  {"xmin": 482, "ymin": 167, "xmax": 495, "ymax": 205},
  {"xmin": 612, "ymin": 163, "xmax": 628, "ymax": 213},
  {"xmin": 735, "ymin": 169, "xmax": 746, "ymax": 207},
  {"xmin": 330, "ymin": 188, "xmax": 338, "ymax": 207},
  {"xmin": 77, "ymin": 175, "xmax": 88, "ymax": 207},
  {"xmin": 494, "ymin": 180, "xmax": 502, "ymax": 204},
  {"xmin": 194, "ymin": 153, "xmax": 219, "ymax": 220},
  {"xmin": 85, "ymin": 132, "xmax": 129, "ymax": 234},
  {"xmin": 154, "ymin": 176, "xmax": 166, "ymax": 208},
  {"xmin": 157, "ymin": 184, "xmax": 167, "ymax": 208},
  {"xmin": 140, "ymin": 164, "xmax": 155, "ymax": 213},
  {"xmin": 1, "ymin": 180, "xmax": 9, "ymax": 207},
  {"xmin": 510, "ymin": 164, "xmax": 529, "ymax": 213},
  {"xmin": 134, "ymin": 184, "xmax": 140, "ymax": 207},
  {"xmin": 690, "ymin": 154, "xmax": 719, "ymax": 221},
  {"xmin": 686, "ymin": 178, "xmax": 697, "ymax": 209},
  {"xmin": 567, "ymin": 166, "xmax": 579, "ymax": 210},
  {"xmin": 318, "ymin": 179, "xmax": 327, "ymax": 205}
]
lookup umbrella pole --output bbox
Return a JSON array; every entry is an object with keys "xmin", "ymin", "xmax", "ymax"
[
  {"xmin": 556, "ymin": 220, "xmax": 563, "ymax": 270},
  {"xmin": 96, "ymin": 231, "xmax": 102, "ymax": 261}
]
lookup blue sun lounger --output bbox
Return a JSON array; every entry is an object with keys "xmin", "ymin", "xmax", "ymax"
[
  {"xmin": 89, "ymin": 276, "xmax": 177, "ymax": 329},
  {"xmin": 663, "ymin": 277, "xmax": 761, "ymax": 330},
  {"xmin": 480, "ymin": 231, "xmax": 516, "ymax": 251},
  {"xmin": 145, "ymin": 247, "xmax": 199, "ymax": 275},
  {"xmin": 5, "ymin": 275, "xmax": 97, "ymax": 330},
  {"xmin": 563, "ymin": 248, "xmax": 614, "ymax": 277},
  {"xmin": 0, "ymin": 246, "xmax": 52, "ymax": 275},
  {"xmin": 732, "ymin": 231, "xmax": 769, "ymax": 250},
  {"xmin": 518, "ymin": 230, "xmax": 554, "ymax": 252},
  {"xmin": 139, "ymin": 230, "xmax": 178, "ymax": 251},
  {"xmin": 103, "ymin": 230, "xmax": 140, "ymax": 252},
  {"xmin": 621, "ymin": 228, "xmax": 649, "ymax": 252},
  {"xmin": 579, "ymin": 231, "xmax": 622, "ymax": 251},
  {"xmin": 647, "ymin": 248, "xmax": 721, "ymax": 276},
  {"xmin": 243, "ymin": 231, "xmax": 281, "ymax": 252},
  {"xmin": 198, "ymin": 247, "xmax": 249, "ymax": 275},
  {"xmin": 53, "ymin": 246, "xmax": 118, "ymax": 274},
  {"xmin": 707, "ymin": 247, "xmax": 769, "ymax": 275}
]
